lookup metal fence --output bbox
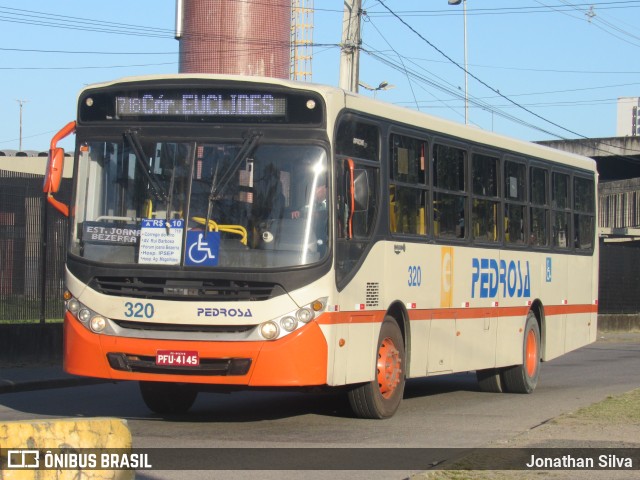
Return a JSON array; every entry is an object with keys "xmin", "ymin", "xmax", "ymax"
[
  {"xmin": 599, "ymin": 239, "xmax": 640, "ymax": 314},
  {"xmin": 599, "ymin": 178, "xmax": 640, "ymax": 229},
  {"xmin": 0, "ymin": 169, "xmax": 70, "ymax": 322}
]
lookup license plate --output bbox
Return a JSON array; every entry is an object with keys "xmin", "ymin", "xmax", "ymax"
[{"xmin": 156, "ymin": 350, "xmax": 200, "ymax": 366}]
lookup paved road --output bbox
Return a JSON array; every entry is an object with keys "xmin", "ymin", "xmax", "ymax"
[{"xmin": 1, "ymin": 337, "xmax": 639, "ymax": 479}]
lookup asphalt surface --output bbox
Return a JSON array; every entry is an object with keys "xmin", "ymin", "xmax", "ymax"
[{"xmin": 0, "ymin": 364, "xmax": 108, "ymax": 394}]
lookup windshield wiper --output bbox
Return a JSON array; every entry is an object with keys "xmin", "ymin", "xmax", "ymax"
[
  {"xmin": 123, "ymin": 130, "xmax": 168, "ymax": 204},
  {"xmin": 204, "ymin": 130, "xmax": 262, "ymax": 236}
]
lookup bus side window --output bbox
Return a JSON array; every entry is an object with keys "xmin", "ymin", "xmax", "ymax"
[
  {"xmin": 433, "ymin": 144, "xmax": 467, "ymax": 240},
  {"xmin": 504, "ymin": 159, "xmax": 526, "ymax": 245},
  {"xmin": 574, "ymin": 176, "xmax": 595, "ymax": 250},
  {"xmin": 471, "ymin": 153, "xmax": 500, "ymax": 243},
  {"xmin": 334, "ymin": 116, "xmax": 380, "ymax": 285},
  {"xmin": 389, "ymin": 134, "xmax": 428, "ymax": 236},
  {"xmin": 530, "ymin": 166, "xmax": 549, "ymax": 247},
  {"xmin": 551, "ymin": 172, "xmax": 570, "ymax": 248}
]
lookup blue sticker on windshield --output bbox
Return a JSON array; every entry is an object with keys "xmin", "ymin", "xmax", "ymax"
[{"xmin": 185, "ymin": 231, "xmax": 220, "ymax": 266}]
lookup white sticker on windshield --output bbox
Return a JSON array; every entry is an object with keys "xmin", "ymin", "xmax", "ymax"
[{"xmin": 138, "ymin": 219, "xmax": 184, "ymax": 265}]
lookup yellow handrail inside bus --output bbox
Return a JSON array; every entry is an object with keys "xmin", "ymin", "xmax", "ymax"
[
  {"xmin": 143, "ymin": 199, "xmax": 153, "ymax": 218},
  {"xmin": 191, "ymin": 217, "xmax": 248, "ymax": 246}
]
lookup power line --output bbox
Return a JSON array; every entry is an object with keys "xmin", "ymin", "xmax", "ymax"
[
  {"xmin": 371, "ymin": 1, "xmax": 640, "ymax": 160},
  {"xmin": 402, "ymin": 54, "xmax": 640, "ymax": 75},
  {"xmin": 366, "ymin": 1, "xmax": 640, "ymax": 17},
  {"xmin": 376, "ymin": 0, "xmax": 592, "ymax": 141}
]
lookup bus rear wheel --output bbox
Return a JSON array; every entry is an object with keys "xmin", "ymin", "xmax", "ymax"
[
  {"xmin": 139, "ymin": 381, "xmax": 198, "ymax": 414},
  {"xmin": 348, "ymin": 317, "xmax": 405, "ymax": 419},
  {"xmin": 502, "ymin": 312, "xmax": 540, "ymax": 394},
  {"xmin": 476, "ymin": 368, "xmax": 504, "ymax": 393}
]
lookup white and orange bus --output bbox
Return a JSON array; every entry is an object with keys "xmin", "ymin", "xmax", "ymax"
[{"xmin": 45, "ymin": 74, "xmax": 598, "ymax": 418}]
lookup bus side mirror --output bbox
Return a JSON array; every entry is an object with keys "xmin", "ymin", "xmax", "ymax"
[
  {"xmin": 43, "ymin": 121, "xmax": 76, "ymax": 217},
  {"xmin": 43, "ymin": 147, "xmax": 65, "ymax": 194}
]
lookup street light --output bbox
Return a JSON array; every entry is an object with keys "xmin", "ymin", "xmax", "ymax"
[
  {"xmin": 16, "ymin": 99, "xmax": 28, "ymax": 151},
  {"xmin": 448, "ymin": 0, "xmax": 468, "ymax": 125},
  {"xmin": 358, "ymin": 80, "xmax": 395, "ymax": 98}
]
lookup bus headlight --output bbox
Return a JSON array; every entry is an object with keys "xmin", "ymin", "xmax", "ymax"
[
  {"xmin": 66, "ymin": 298, "xmax": 80, "ymax": 314},
  {"xmin": 78, "ymin": 308, "xmax": 92, "ymax": 323},
  {"xmin": 260, "ymin": 321, "xmax": 279, "ymax": 340},
  {"xmin": 296, "ymin": 307, "xmax": 314, "ymax": 324},
  {"xmin": 280, "ymin": 316, "xmax": 298, "ymax": 332},
  {"xmin": 90, "ymin": 316, "xmax": 107, "ymax": 333}
]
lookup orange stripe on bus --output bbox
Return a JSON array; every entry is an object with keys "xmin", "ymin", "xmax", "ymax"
[
  {"xmin": 545, "ymin": 304, "xmax": 598, "ymax": 315},
  {"xmin": 317, "ymin": 303, "xmax": 597, "ymax": 325}
]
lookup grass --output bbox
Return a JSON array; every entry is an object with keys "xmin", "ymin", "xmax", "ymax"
[
  {"xmin": 0, "ymin": 318, "xmax": 63, "ymax": 324},
  {"xmin": 562, "ymin": 388, "xmax": 640, "ymax": 424},
  {"xmin": 412, "ymin": 388, "xmax": 640, "ymax": 480}
]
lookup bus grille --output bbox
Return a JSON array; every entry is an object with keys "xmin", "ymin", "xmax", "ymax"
[
  {"xmin": 90, "ymin": 276, "xmax": 281, "ymax": 301},
  {"xmin": 113, "ymin": 319, "xmax": 254, "ymax": 334}
]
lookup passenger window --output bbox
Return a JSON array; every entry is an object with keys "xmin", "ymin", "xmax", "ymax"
[
  {"xmin": 504, "ymin": 160, "xmax": 526, "ymax": 245},
  {"xmin": 471, "ymin": 153, "xmax": 500, "ymax": 243},
  {"xmin": 552, "ymin": 172, "xmax": 570, "ymax": 248},
  {"xmin": 505, "ymin": 160, "xmax": 526, "ymax": 202},
  {"xmin": 433, "ymin": 144, "xmax": 467, "ymax": 239},
  {"xmin": 530, "ymin": 167, "xmax": 549, "ymax": 247},
  {"xmin": 574, "ymin": 176, "xmax": 595, "ymax": 250},
  {"xmin": 389, "ymin": 134, "xmax": 428, "ymax": 235}
]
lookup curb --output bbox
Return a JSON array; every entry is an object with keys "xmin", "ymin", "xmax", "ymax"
[{"xmin": 0, "ymin": 417, "xmax": 133, "ymax": 480}]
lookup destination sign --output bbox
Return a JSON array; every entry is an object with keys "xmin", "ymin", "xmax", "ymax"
[
  {"xmin": 83, "ymin": 221, "xmax": 140, "ymax": 245},
  {"xmin": 115, "ymin": 92, "xmax": 286, "ymax": 118},
  {"xmin": 78, "ymin": 83, "xmax": 324, "ymax": 124}
]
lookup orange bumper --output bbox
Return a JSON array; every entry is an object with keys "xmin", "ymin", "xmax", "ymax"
[{"xmin": 63, "ymin": 312, "xmax": 328, "ymax": 387}]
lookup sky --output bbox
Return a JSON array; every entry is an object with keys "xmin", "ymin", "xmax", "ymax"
[{"xmin": 2, "ymin": 0, "xmax": 640, "ymax": 153}]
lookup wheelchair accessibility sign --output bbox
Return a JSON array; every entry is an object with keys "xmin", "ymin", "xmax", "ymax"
[{"xmin": 186, "ymin": 231, "xmax": 220, "ymax": 266}]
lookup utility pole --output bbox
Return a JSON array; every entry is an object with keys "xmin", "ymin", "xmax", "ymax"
[
  {"xmin": 16, "ymin": 99, "xmax": 28, "ymax": 151},
  {"xmin": 448, "ymin": 0, "xmax": 468, "ymax": 124},
  {"xmin": 339, "ymin": 0, "xmax": 362, "ymax": 93}
]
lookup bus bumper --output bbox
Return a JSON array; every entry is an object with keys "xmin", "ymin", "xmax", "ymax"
[{"xmin": 63, "ymin": 312, "xmax": 328, "ymax": 387}]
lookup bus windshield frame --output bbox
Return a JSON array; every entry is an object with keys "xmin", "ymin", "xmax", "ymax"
[{"xmin": 70, "ymin": 126, "xmax": 331, "ymax": 271}]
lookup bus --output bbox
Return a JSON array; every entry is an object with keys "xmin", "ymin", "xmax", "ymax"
[{"xmin": 44, "ymin": 74, "xmax": 598, "ymax": 419}]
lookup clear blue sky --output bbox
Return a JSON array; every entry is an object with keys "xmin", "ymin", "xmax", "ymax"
[{"xmin": 2, "ymin": 0, "xmax": 640, "ymax": 152}]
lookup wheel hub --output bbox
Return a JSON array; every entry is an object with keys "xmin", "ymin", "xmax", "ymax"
[{"xmin": 377, "ymin": 337, "xmax": 402, "ymax": 398}]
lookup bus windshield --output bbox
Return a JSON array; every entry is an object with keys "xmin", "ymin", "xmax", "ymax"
[{"xmin": 71, "ymin": 134, "xmax": 329, "ymax": 268}]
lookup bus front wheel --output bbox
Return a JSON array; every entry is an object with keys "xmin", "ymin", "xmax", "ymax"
[
  {"xmin": 348, "ymin": 317, "xmax": 406, "ymax": 419},
  {"xmin": 502, "ymin": 312, "xmax": 541, "ymax": 394},
  {"xmin": 139, "ymin": 381, "xmax": 198, "ymax": 414}
]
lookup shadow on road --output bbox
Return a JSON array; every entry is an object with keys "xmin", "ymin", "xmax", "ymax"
[{"xmin": 0, "ymin": 372, "xmax": 484, "ymax": 423}]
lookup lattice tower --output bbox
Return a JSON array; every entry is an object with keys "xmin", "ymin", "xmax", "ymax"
[{"xmin": 290, "ymin": 0, "xmax": 314, "ymax": 81}]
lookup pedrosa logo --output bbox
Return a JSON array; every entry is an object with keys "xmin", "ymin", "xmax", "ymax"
[
  {"xmin": 197, "ymin": 307, "xmax": 253, "ymax": 318},
  {"xmin": 471, "ymin": 258, "xmax": 531, "ymax": 299}
]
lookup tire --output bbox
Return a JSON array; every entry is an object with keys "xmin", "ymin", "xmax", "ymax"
[
  {"xmin": 348, "ymin": 316, "xmax": 406, "ymax": 419},
  {"xmin": 502, "ymin": 312, "xmax": 540, "ymax": 394},
  {"xmin": 476, "ymin": 368, "xmax": 504, "ymax": 393},
  {"xmin": 139, "ymin": 381, "xmax": 198, "ymax": 414}
]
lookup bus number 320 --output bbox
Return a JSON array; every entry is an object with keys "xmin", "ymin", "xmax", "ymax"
[
  {"xmin": 124, "ymin": 302, "xmax": 155, "ymax": 318},
  {"xmin": 408, "ymin": 265, "xmax": 422, "ymax": 287}
]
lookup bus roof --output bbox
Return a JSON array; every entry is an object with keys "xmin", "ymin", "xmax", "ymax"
[{"xmin": 80, "ymin": 73, "xmax": 597, "ymax": 174}]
